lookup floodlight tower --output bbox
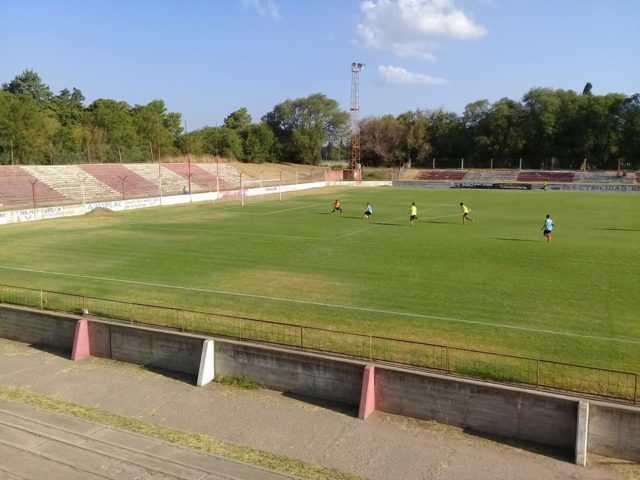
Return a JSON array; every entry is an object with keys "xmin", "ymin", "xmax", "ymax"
[{"xmin": 349, "ymin": 62, "xmax": 365, "ymax": 172}]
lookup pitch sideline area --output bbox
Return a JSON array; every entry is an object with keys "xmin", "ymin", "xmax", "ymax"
[{"xmin": 0, "ymin": 186, "xmax": 638, "ymax": 372}]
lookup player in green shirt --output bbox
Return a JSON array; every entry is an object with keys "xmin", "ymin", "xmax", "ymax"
[
  {"xmin": 460, "ymin": 202, "xmax": 473, "ymax": 224},
  {"xmin": 409, "ymin": 202, "xmax": 417, "ymax": 226}
]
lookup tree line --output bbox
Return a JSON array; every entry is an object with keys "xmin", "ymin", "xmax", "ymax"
[
  {"xmin": 1, "ymin": 70, "xmax": 638, "ymax": 169},
  {"xmin": 360, "ymin": 84, "xmax": 640, "ymax": 170}
]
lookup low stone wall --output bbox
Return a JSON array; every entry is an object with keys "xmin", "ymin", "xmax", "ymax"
[
  {"xmin": 589, "ymin": 403, "xmax": 640, "ymax": 460},
  {"xmin": 1, "ymin": 303, "xmax": 639, "ymax": 464},
  {"xmin": 215, "ymin": 340, "xmax": 363, "ymax": 405},
  {"xmin": 375, "ymin": 366, "xmax": 577, "ymax": 449},
  {"xmin": 0, "ymin": 305, "xmax": 77, "ymax": 351}
]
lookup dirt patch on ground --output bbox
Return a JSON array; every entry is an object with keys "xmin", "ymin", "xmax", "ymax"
[{"xmin": 84, "ymin": 207, "xmax": 114, "ymax": 217}]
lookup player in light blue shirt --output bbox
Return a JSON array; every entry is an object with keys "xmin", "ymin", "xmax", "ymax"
[
  {"xmin": 363, "ymin": 203, "xmax": 373, "ymax": 220},
  {"xmin": 541, "ymin": 214, "xmax": 554, "ymax": 243}
]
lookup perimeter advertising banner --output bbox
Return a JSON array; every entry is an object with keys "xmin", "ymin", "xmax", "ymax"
[{"xmin": 450, "ymin": 182, "xmax": 533, "ymax": 190}]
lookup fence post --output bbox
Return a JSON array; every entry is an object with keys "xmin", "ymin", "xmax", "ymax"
[
  {"xmin": 40, "ymin": 290, "xmax": 43, "ymax": 310},
  {"xmin": 445, "ymin": 346, "xmax": 450, "ymax": 373},
  {"xmin": 635, "ymin": 374, "xmax": 638, "ymax": 404},
  {"xmin": 1, "ymin": 285, "xmax": 4, "ymax": 304},
  {"xmin": 369, "ymin": 335, "xmax": 372, "ymax": 360},
  {"xmin": 536, "ymin": 359, "xmax": 540, "ymax": 386},
  {"xmin": 299, "ymin": 326, "xmax": 303, "ymax": 350},
  {"xmin": 129, "ymin": 303, "xmax": 134, "ymax": 324}
]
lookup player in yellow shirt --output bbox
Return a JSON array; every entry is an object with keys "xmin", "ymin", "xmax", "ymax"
[
  {"xmin": 460, "ymin": 202, "xmax": 473, "ymax": 224},
  {"xmin": 408, "ymin": 202, "xmax": 417, "ymax": 226},
  {"xmin": 331, "ymin": 199, "xmax": 343, "ymax": 215}
]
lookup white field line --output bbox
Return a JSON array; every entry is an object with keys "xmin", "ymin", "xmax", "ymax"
[{"xmin": 0, "ymin": 264, "xmax": 637, "ymax": 345}]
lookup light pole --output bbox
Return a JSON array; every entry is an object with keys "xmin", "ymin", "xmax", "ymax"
[
  {"xmin": 80, "ymin": 175, "xmax": 87, "ymax": 210},
  {"xmin": 30, "ymin": 180, "xmax": 38, "ymax": 209},
  {"xmin": 118, "ymin": 175, "xmax": 128, "ymax": 200}
]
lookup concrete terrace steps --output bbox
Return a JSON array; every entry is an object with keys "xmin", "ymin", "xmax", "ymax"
[
  {"xmin": 80, "ymin": 164, "xmax": 159, "ymax": 199},
  {"xmin": 161, "ymin": 163, "xmax": 231, "ymax": 192},
  {"xmin": 0, "ymin": 400, "xmax": 292, "ymax": 480},
  {"xmin": 198, "ymin": 162, "xmax": 253, "ymax": 187},
  {"xmin": 0, "ymin": 166, "xmax": 67, "ymax": 207},
  {"xmin": 415, "ymin": 170, "xmax": 468, "ymax": 181},
  {"xmin": 516, "ymin": 171, "xmax": 575, "ymax": 182},
  {"xmin": 21, "ymin": 165, "xmax": 120, "ymax": 201},
  {"xmin": 125, "ymin": 163, "xmax": 185, "ymax": 196},
  {"xmin": 573, "ymin": 171, "xmax": 637, "ymax": 184},
  {"xmin": 464, "ymin": 170, "xmax": 519, "ymax": 182}
]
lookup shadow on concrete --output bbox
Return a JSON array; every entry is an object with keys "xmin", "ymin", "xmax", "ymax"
[
  {"xmin": 30, "ymin": 344, "xmax": 72, "ymax": 359},
  {"xmin": 138, "ymin": 365, "xmax": 197, "ymax": 385},
  {"xmin": 281, "ymin": 391, "xmax": 358, "ymax": 417},
  {"xmin": 462, "ymin": 427, "xmax": 574, "ymax": 462},
  {"xmin": 491, "ymin": 237, "xmax": 539, "ymax": 243}
]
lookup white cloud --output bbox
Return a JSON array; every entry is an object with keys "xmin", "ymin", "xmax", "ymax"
[
  {"xmin": 240, "ymin": 0, "xmax": 280, "ymax": 20},
  {"xmin": 357, "ymin": 0, "xmax": 486, "ymax": 60},
  {"xmin": 378, "ymin": 65, "xmax": 447, "ymax": 85}
]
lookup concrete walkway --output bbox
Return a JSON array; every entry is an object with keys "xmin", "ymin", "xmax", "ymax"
[
  {"xmin": 0, "ymin": 399, "xmax": 292, "ymax": 480},
  {"xmin": 0, "ymin": 338, "xmax": 636, "ymax": 480}
]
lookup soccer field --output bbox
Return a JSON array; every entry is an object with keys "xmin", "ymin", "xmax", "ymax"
[{"xmin": 1, "ymin": 186, "xmax": 639, "ymax": 372}]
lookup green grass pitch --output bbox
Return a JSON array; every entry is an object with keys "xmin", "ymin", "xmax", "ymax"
[{"xmin": 0, "ymin": 187, "xmax": 638, "ymax": 372}]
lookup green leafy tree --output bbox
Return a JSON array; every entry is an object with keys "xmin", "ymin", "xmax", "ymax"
[
  {"xmin": 87, "ymin": 99, "xmax": 138, "ymax": 162},
  {"xmin": 243, "ymin": 122, "xmax": 275, "ymax": 162},
  {"xmin": 224, "ymin": 107, "xmax": 252, "ymax": 131},
  {"xmin": 264, "ymin": 93, "xmax": 349, "ymax": 164},
  {"xmin": 360, "ymin": 115, "xmax": 404, "ymax": 166},
  {"xmin": 397, "ymin": 110, "xmax": 432, "ymax": 166},
  {"xmin": 2, "ymin": 69, "xmax": 53, "ymax": 105},
  {"xmin": 132, "ymin": 100, "xmax": 182, "ymax": 160},
  {"xmin": 51, "ymin": 88, "xmax": 86, "ymax": 126},
  {"xmin": 0, "ymin": 91, "xmax": 57, "ymax": 164},
  {"xmin": 197, "ymin": 127, "xmax": 243, "ymax": 159},
  {"xmin": 619, "ymin": 94, "xmax": 640, "ymax": 165}
]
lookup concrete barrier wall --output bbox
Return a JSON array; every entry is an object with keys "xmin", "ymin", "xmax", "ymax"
[
  {"xmin": 1, "ymin": 304, "xmax": 640, "ymax": 462},
  {"xmin": 0, "ymin": 305, "xmax": 77, "ymax": 351},
  {"xmin": 375, "ymin": 366, "xmax": 577, "ymax": 449},
  {"xmin": 106, "ymin": 323, "xmax": 205, "ymax": 376},
  {"xmin": 588, "ymin": 403, "xmax": 640, "ymax": 461},
  {"xmin": 215, "ymin": 340, "xmax": 363, "ymax": 405}
]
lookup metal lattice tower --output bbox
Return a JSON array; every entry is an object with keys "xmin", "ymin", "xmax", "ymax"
[{"xmin": 349, "ymin": 62, "xmax": 365, "ymax": 170}]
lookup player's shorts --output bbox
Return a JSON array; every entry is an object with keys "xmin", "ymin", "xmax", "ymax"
[
  {"xmin": 364, "ymin": 211, "xmax": 371, "ymax": 216},
  {"xmin": 410, "ymin": 215, "xmax": 417, "ymax": 221},
  {"xmin": 543, "ymin": 230, "xmax": 551, "ymax": 235}
]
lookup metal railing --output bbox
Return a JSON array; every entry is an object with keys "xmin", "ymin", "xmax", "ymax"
[{"xmin": 0, "ymin": 283, "xmax": 637, "ymax": 404}]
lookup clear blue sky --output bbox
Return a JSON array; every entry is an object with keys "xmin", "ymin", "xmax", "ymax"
[{"xmin": 1, "ymin": 0, "xmax": 639, "ymax": 129}]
